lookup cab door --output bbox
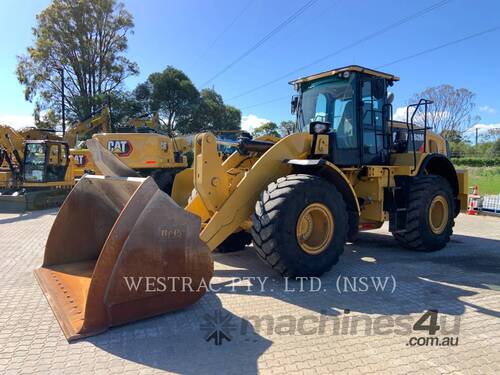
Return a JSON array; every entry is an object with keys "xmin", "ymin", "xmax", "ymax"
[
  {"xmin": 326, "ymin": 78, "xmax": 361, "ymax": 166},
  {"xmin": 359, "ymin": 77, "xmax": 389, "ymax": 165},
  {"xmin": 46, "ymin": 143, "xmax": 69, "ymax": 182}
]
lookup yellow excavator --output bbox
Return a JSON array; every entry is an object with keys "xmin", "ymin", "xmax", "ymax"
[
  {"xmin": 85, "ymin": 132, "xmax": 192, "ymax": 193},
  {"xmin": 35, "ymin": 65, "xmax": 468, "ymax": 341},
  {"xmin": 0, "ymin": 107, "xmax": 111, "ymax": 211},
  {"xmin": 18, "ymin": 126, "xmax": 62, "ymax": 142},
  {"xmin": 70, "ymin": 109, "xmax": 192, "ymax": 191},
  {"xmin": 0, "ymin": 125, "xmax": 61, "ymax": 168},
  {"xmin": 117, "ymin": 111, "xmax": 162, "ymax": 133},
  {"xmin": 0, "ymin": 124, "xmax": 74, "ymax": 211},
  {"xmin": 67, "ymin": 106, "xmax": 112, "ymax": 177}
]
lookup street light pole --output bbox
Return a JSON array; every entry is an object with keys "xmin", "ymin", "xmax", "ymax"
[{"xmin": 60, "ymin": 68, "xmax": 66, "ymax": 136}]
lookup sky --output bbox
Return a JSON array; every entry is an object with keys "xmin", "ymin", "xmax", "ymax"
[{"xmin": 0, "ymin": 0, "xmax": 499, "ymax": 136}]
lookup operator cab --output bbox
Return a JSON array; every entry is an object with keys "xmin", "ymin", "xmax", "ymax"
[
  {"xmin": 290, "ymin": 65, "xmax": 400, "ymax": 166},
  {"xmin": 23, "ymin": 140, "xmax": 70, "ymax": 183}
]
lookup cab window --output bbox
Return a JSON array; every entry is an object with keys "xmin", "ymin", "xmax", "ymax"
[
  {"xmin": 313, "ymin": 94, "xmax": 327, "ymax": 122},
  {"xmin": 23, "ymin": 143, "xmax": 46, "ymax": 182}
]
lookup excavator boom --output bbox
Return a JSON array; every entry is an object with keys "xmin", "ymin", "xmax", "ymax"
[
  {"xmin": 0, "ymin": 124, "xmax": 26, "ymax": 166},
  {"xmin": 64, "ymin": 106, "xmax": 111, "ymax": 148}
]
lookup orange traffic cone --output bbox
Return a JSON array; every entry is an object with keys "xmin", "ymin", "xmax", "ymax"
[
  {"xmin": 467, "ymin": 198, "xmax": 478, "ymax": 215},
  {"xmin": 467, "ymin": 184, "xmax": 480, "ymax": 215}
]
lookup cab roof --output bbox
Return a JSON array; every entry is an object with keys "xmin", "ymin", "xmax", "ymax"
[
  {"xmin": 26, "ymin": 140, "xmax": 68, "ymax": 145},
  {"xmin": 289, "ymin": 65, "xmax": 400, "ymax": 86}
]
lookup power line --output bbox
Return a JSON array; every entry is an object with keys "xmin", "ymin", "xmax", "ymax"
[
  {"xmin": 240, "ymin": 25, "xmax": 500, "ymax": 111},
  {"xmin": 192, "ymin": 0, "xmax": 255, "ymax": 67},
  {"xmin": 240, "ymin": 96, "xmax": 290, "ymax": 110},
  {"xmin": 201, "ymin": 0, "xmax": 321, "ymax": 87},
  {"xmin": 228, "ymin": 0, "xmax": 451, "ymax": 101},
  {"xmin": 376, "ymin": 25, "xmax": 500, "ymax": 69}
]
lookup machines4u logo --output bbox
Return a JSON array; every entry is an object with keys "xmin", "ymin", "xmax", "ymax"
[
  {"xmin": 200, "ymin": 310, "xmax": 236, "ymax": 346},
  {"xmin": 107, "ymin": 140, "xmax": 133, "ymax": 156},
  {"xmin": 73, "ymin": 154, "xmax": 87, "ymax": 166}
]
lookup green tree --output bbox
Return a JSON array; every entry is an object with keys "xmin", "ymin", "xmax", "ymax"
[
  {"xmin": 223, "ymin": 105, "xmax": 242, "ymax": 131},
  {"xmin": 176, "ymin": 88, "xmax": 241, "ymax": 134},
  {"xmin": 17, "ymin": 0, "xmax": 138, "ymax": 123},
  {"xmin": 136, "ymin": 66, "xmax": 199, "ymax": 134},
  {"xmin": 279, "ymin": 120, "xmax": 296, "ymax": 136},
  {"xmin": 108, "ymin": 90, "xmax": 144, "ymax": 125},
  {"xmin": 448, "ymin": 139, "xmax": 472, "ymax": 157},
  {"xmin": 490, "ymin": 139, "xmax": 500, "ymax": 157},
  {"xmin": 485, "ymin": 128, "xmax": 500, "ymax": 142},
  {"xmin": 440, "ymin": 129, "xmax": 463, "ymax": 143},
  {"xmin": 253, "ymin": 122, "xmax": 280, "ymax": 138},
  {"xmin": 133, "ymin": 67, "xmax": 241, "ymax": 135},
  {"xmin": 33, "ymin": 103, "xmax": 60, "ymax": 129}
]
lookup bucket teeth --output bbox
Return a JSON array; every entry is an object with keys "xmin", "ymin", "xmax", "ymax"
[{"xmin": 34, "ymin": 175, "xmax": 213, "ymax": 341}]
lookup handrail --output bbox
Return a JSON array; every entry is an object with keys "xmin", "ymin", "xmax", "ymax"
[
  {"xmin": 405, "ymin": 98, "xmax": 433, "ymax": 172},
  {"xmin": 382, "ymin": 103, "xmax": 393, "ymax": 161}
]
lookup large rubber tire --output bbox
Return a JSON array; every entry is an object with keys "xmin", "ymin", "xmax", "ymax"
[
  {"xmin": 150, "ymin": 169, "xmax": 177, "ymax": 195},
  {"xmin": 392, "ymin": 175, "xmax": 454, "ymax": 251},
  {"xmin": 216, "ymin": 231, "xmax": 253, "ymax": 253},
  {"xmin": 251, "ymin": 174, "xmax": 348, "ymax": 277}
]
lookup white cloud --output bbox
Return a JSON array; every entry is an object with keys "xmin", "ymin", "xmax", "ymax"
[
  {"xmin": 464, "ymin": 123, "xmax": 500, "ymax": 133},
  {"xmin": 0, "ymin": 114, "xmax": 34, "ymax": 130},
  {"xmin": 241, "ymin": 114, "xmax": 270, "ymax": 133},
  {"xmin": 479, "ymin": 105, "xmax": 496, "ymax": 113},
  {"xmin": 393, "ymin": 107, "xmax": 407, "ymax": 121}
]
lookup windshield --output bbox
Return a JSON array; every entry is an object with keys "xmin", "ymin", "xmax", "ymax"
[
  {"xmin": 298, "ymin": 75, "xmax": 357, "ymax": 148},
  {"xmin": 24, "ymin": 143, "xmax": 46, "ymax": 182},
  {"xmin": 25, "ymin": 143, "xmax": 46, "ymax": 165},
  {"xmin": 298, "ymin": 75, "xmax": 354, "ymax": 131}
]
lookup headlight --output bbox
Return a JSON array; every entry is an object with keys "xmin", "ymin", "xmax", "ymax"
[{"xmin": 313, "ymin": 123, "xmax": 329, "ymax": 134}]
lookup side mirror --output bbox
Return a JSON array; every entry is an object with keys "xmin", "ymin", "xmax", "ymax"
[
  {"xmin": 387, "ymin": 92, "xmax": 394, "ymax": 105},
  {"xmin": 291, "ymin": 95, "xmax": 299, "ymax": 114}
]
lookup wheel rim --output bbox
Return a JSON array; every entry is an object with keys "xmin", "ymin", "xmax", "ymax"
[
  {"xmin": 296, "ymin": 203, "xmax": 334, "ymax": 255},
  {"xmin": 428, "ymin": 195, "xmax": 449, "ymax": 235}
]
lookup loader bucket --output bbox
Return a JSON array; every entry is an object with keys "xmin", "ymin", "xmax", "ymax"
[{"xmin": 34, "ymin": 175, "xmax": 213, "ymax": 341}]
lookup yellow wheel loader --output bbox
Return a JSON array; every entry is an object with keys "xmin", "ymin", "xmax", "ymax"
[{"xmin": 36, "ymin": 65, "xmax": 468, "ymax": 341}]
